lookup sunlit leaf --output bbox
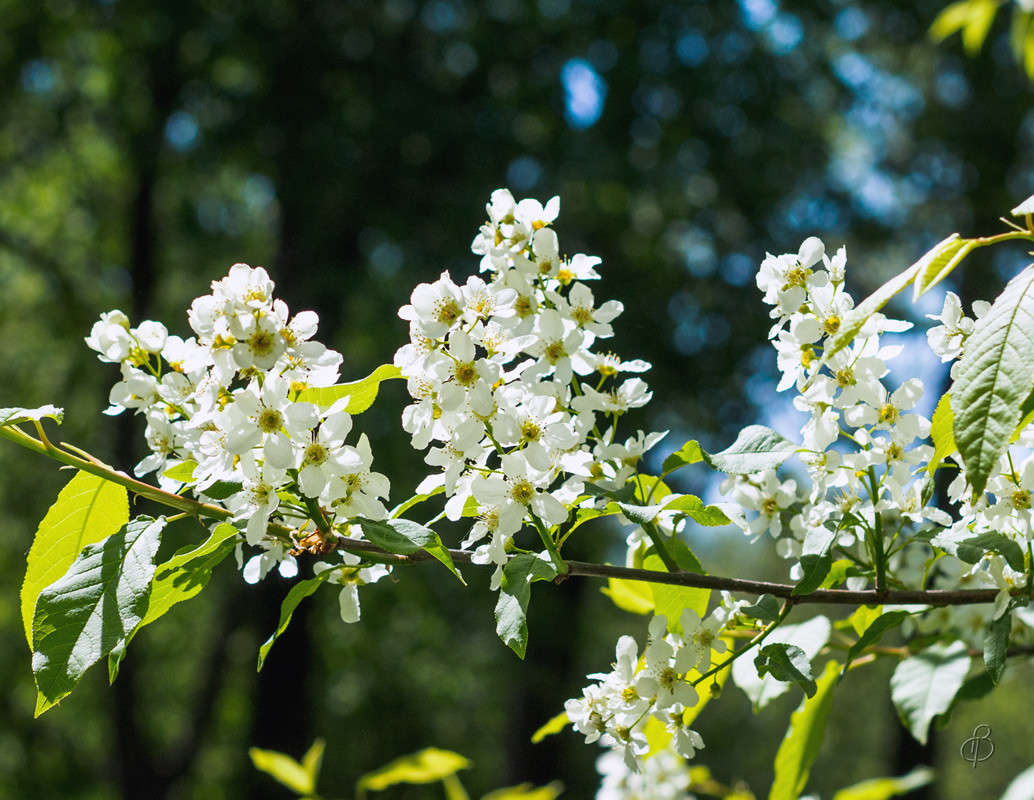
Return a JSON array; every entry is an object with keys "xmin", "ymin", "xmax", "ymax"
[
  {"xmin": 32, "ymin": 516, "xmax": 165, "ymax": 715},
  {"xmin": 769, "ymin": 660, "xmax": 840, "ymax": 800},
  {"xmin": 356, "ymin": 747, "xmax": 471, "ymax": 794},
  {"xmin": 952, "ymin": 263, "xmax": 1034, "ymax": 497},
  {"xmin": 530, "ymin": 711, "xmax": 570, "ymax": 743},
  {"xmin": 890, "ymin": 640, "xmax": 970, "ymax": 744},
  {"xmin": 296, "ymin": 363, "xmax": 402, "ymax": 413},
  {"xmin": 21, "ymin": 471, "xmax": 129, "ymax": 648}
]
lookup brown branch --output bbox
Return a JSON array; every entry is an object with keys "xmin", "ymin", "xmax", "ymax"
[
  {"xmin": 2, "ymin": 425, "xmax": 1025, "ymax": 610},
  {"xmin": 329, "ymin": 536, "xmax": 1017, "ymax": 607}
]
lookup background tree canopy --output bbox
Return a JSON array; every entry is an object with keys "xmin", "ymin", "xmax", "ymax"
[{"xmin": 1, "ymin": 0, "xmax": 1033, "ymax": 797}]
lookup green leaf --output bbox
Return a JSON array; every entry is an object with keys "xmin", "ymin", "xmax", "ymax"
[
  {"xmin": 642, "ymin": 552, "xmax": 709, "ymax": 633},
  {"xmin": 927, "ymin": 392, "xmax": 958, "ymax": 475},
  {"xmin": 110, "ymin": 523, "xmax": 239, "ymax": 682},
  {"xmin": 390, "ymin": 485, "xmax": 444, "ymax": 518},
  {"xmin": 956, "ymin": 532, "xmax": 1026, "ymax": 572},
  {"xmin": 482, "ymin": 782, "xmax": 563, "ymax": 800},
  {"xmin": 198, "ymin": 480, "xmax": 242, "ymax": 500},
  {"xmin": 567, "ymin": 503, "xmax": 621, "ymax": 535},
  {"xmin": 847, "ymin": 605, "xmax": 882, "ymax": 638},
  {"xmin": 600, "ymin": 577, "xmax": 654, "ymax": 615},
  {"xmin": 494, "ymin": 554, "xmax": 557, "ymax": 658},
  {"xmin": 617, "ymin": 501, "xmax": 667, "ymax": 526},
  {"xmin": 0, "ymin": 404, "xmax": 63, "ymax": 426},
  {"xmin": 530, "ymin": 711, "xmax": 570, "ymax": 743},
  {"xmin": 984, "ymin": 611, "xmax": 1011, "ymax": 685},
  {"xmin": 962, "ymin": 0, "xmax": 1000, "ymax": 54},
  {"xmin": 912, "ymin": 234, "xmax": 974, "ymax": 300},
  {"xmin": 704, "ymin": 425, "xmax": 797, "ymax": 475},
  {"xmin": 794, "ymin": 553, "xmax": 832, "ymax": 597},
  {"xmin": 930, "ymin": 0, "xmax": 979, "ymax": 42},
  {"xmin": 663, "ymin": 494, "xmax": 732, "ymax": 526},
  {"xmin": 250, "ymin": 743, "xmax": 319, "ymax": 795},
  {"xmin": 301, "ymin": 738, "xmax": 326, "ymax": 790},
  {"xmin": 742, "ymin": 594, "xmax": 781, "ymax": 623},
  {"xmin": 831, "ymin": 768, "xmax": 935, "ymax": 800},
  {"xmin": 161, "ymin": 459, "xmax": 198, "ymax": 483},
  {"xmin": 356, "ymin": 748, "xmax": 471, "ymax": 794},
  {"xmin": 769, "ymin": 660, "xmax": 840, "ymax": 800},
  {"xmin": 138, "ymin": 523, "xmax": 239, "ymax": 631},
  {"xmin": 843, "ymin": 610, "xmax": 909, "ymax": 676},
  {"xmin": 821, "ymin": 559, "xmax": 857, "ymax": 589},
  {"xmin": 732, "ymin": 616, "xmax": 831, "ymax": 711},
  {"xmin": 32, "ymin": 516, "xmax": 165, "ymax": 715},
  {"xmin": 358, "ymin": 517, "xmax": 464, "ymax": 583},
  {"xmin": 632, "ymin": 474, "xmax": 671, "ymax": 503},
  {"xmin": 890, "ymin": 640, "xmax": 971, "ymax": 744},
  {"xmin": 21, "ymin": 470, "xmax": 129, "ymax": 648},
  {"xmin": 952, "ymin": 263, "xmax": 1034, "ymax": 497},
  {"xmin": 257, "ymin": 573, "xmax": 331, "ymax": 671},
  {"xmin": 662, "ymin": 440, "xmax": 704, "ymax": 474},
  {"xmin": 755, "ymin": 643, "xmax": 817, "ymax": 698},
  {"xmin": 297, "ymin": 363, "xmax": 402, "ymax": 413}
]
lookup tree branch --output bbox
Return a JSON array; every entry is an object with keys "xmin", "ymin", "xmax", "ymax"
[{"xmin": 2, "ymin": 423, "xmax": 1025, "ymax": 609}]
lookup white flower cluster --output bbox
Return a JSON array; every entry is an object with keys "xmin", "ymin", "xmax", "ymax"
[
  {"xmin": 85, "ymin": 264, "xmax": 390, "ymax": 619},
  {"xmin": 565, "ymin": 606, "xmax": 738, "ymax": 773},
  {"xmin": 727, "ymin": 239, "xmax": 1034, "ymax": 645},
  {"xmin": 394, "ymin": 189, "xmax": 657, "ymax": 585},
  {"xmin": 595, "ymin": 747, "xmax": 697, "ymax": 800}
]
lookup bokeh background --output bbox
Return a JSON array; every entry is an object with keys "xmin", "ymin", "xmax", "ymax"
[{"xmin": 2, "ymin": 0, "xmax": 1034, "ymax": 797}]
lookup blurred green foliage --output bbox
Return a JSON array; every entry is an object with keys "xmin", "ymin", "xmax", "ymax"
[{"xmin": 3, "ymin": 0, "xmax": 1034, "ymax": 798}]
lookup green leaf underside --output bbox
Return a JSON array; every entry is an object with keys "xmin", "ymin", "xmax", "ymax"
[
  {"xmin": 0, "ymin": 404, "xmax": 64, "ymax": 426},
  {"xmin": 912, "ymin": 233, "xmax": 972, "ymax": 300},
  {"xmin": 495, "ymin": 555, "xmax": 557, "ymax": 658},
  {"xmin": 928, "ymin": 392, "xmax": 957, "ymax": 475},
  {"xmin": 530, "ymin": 711, "xmax": 570, "ymax": 743},
  {"xmin": 705, "ymin": 425, "xmax": 797, "ymax": 475},
  {"xmin": 952, "ymin": 263, "xmax": 1034, "ymax": 497},
  {"xmin": 769, "ymin": 660, "xmax": 840, "ymax": 800},
  {"xmin": 984, "ymin": 611, "xmax": 1011, "ymax": 685},
  {"xmin": 956, "ymin": 532, "xmax": 1025, "ymax": 572},
  {"xmin": 297, "ymin": 363, "xmax": 402, "ymax": 413},
  {"xmin": 742, "ymin": 594, "xmax": 781, "ymax": 622},
  {"xmin": 249, "ymin": 743, "xmax": 319, "ymax": 795},
  {"xmin": 843, "ymin": 610, "xmax": 910, "ymax": 675},
  {"xmin": 258, "ymin": 573, "xmax": 330, "ymax": 671},
  {"xmin": 890, "ymin": 640, "xmax": 970, "ymax": 744},
  {"xmin": 755, "ymin": 643, "xmax": 817, "ymax": 697},
  {"xmin": 357, "ymin": 518, "xmax": 463, "ymax": 583},
  {"xmin": 831, "ymin": 768, "xmax": 935, "ymax": 800},
  {"xmin": 356, "ymin": 747, "xmax": 471, "ymax": 793},
  {"xmin": 32, "ymin": 516, "xmax": 165, "ymax": 715},
  {"xmin": 21, "ymin": 471, "xmax": 130, "ymax": 647}
]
